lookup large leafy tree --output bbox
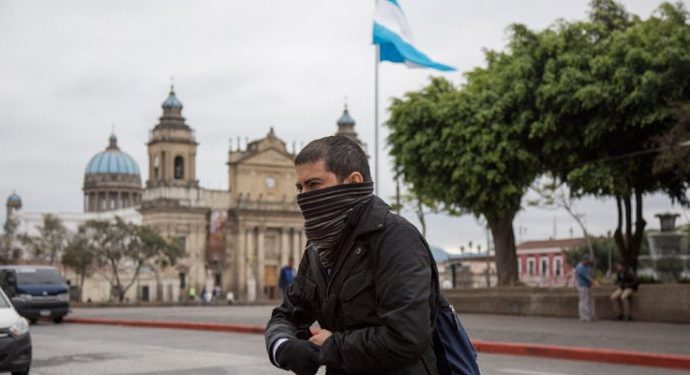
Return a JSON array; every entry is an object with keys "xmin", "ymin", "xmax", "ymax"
[
  {"xmin": 387, "ymin": 24, "xmax": 547, "ymax": 285},
  {"xmin": 61, "ymin": 228, "xmax": 97, "ymax": 301},
  {"xmin": 85, "ymin": 217, "xmax": 183, "ymax": 302},
  {"xmin": 534, "ymin": 0, "xmax": 690, "ymax": 270},
  {"xmin": 20, "ymin": 213, "xmax": 67, "ymax": 264}
]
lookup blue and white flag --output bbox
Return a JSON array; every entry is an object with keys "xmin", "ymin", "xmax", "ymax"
[{"xmin": 373, "ymin": 0, "xmax": 456, "ymax": 71}]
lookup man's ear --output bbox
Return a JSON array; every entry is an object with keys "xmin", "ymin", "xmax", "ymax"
[{"xmin": 343, "ymin": 171, "xmax": 364, "ymax": 184}]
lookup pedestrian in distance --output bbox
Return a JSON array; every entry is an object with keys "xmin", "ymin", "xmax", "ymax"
[
  {"xmin": 213, "ymin": 285, "xmax": 221, "ymax": 303},
  {"xmin": 187, "ymin": 286, "xmax": 196, "ymax": 303},
  {"xmin": 278, "ymin": 258, "xmax": 296, "ymax": 303},
  {"xmin": 610, "ymin": 263, "xmax": 639, "ymax": 321},
  {"xmin": 575, "ymin": 254, "xmax": 598, "ymax": 322},
  {"xmin": 201, "ymin": 287, "xmax": 208, "ymax": 304},
  {"xmin": 265, "ymin": 136, "xmax": 475, "ymax": 375}
]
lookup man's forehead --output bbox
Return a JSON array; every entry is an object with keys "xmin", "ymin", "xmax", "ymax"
[{"xmin": 296, "ymin": 160, "xmax": 330, "ymax": 176}]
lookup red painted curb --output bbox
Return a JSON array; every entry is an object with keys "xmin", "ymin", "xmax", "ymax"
[
  {"xmin": 64, "ymin": 317, "xmax": 690, "ymax": 371},
  {"xmin": 64, "ymin": 317, "xmax": 265, "ymax": 334},
  {"xmin": 472, "ymin": 339, "xmax": 690, "ymax": 371}
]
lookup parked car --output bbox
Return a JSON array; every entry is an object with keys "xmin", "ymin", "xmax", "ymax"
[
  {"xmin": 0, "ymin": 266, "xmax": 70, "ymax": 324},
  {"xmin": 0, "ymin": 286, "xmax": 31, "ymax": 375}
]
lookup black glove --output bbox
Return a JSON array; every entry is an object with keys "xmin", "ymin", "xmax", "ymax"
[{"xmin": 275, "ymin": 339, "xmax": 320, "ymax": 375}]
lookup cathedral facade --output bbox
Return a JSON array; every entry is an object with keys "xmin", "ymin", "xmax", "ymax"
[{"xmin": 6, "ymin": 87, "xmax": 364, "ymax": 303}]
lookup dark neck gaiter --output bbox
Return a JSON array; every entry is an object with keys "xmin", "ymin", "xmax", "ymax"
[{"xmin": 297, "ymin": 181, "xmax": 374, "ymax": 268}]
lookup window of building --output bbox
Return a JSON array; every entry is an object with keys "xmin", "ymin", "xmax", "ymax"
[
  {"xmin": 541, "ymin": 258, "xmax": 548, "ymax": 277},
  {"xmin": 174, "ymin": 156, "xmax": 184, "ymax": 179},
  {"xmin": 555, "ymin": 257, "xmax": 562, "ymax": 277},
  {"xmin": 177, "ymin": 236, "xmax": 186, "ymax": 252},
  {"xmin": 527, "ymin": 258, "xmax": 535, "ymax": 276},
  {"xmin": 153, "ymin": 155, "xmax": 160, "ymax": 180}
]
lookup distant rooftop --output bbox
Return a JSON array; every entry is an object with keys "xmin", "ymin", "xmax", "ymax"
[{"xmin": 517, "ymin": 238, "xmax": 586, "ymax": 250}]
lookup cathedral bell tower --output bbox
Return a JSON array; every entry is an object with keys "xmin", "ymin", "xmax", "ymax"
[{"xmin": 147, "ymin": 86, "xmax": 199, "ymax": 188}]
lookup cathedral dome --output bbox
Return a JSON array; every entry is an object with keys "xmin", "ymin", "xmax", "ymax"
[
  {"xmin": 83, "ymin": 133, "xmax": 143, "ymax": 212},
  {"xmin": 6, "ymin": 192, "xmax": 21, "ymax": 206},
  {"xmin": 337, "ymin": 107, "xmax": 355, "ymax": 126},
  {"xmin": 162, "ymin": 88, "xmax": 183, "ymax": 109},
  {"xmin": 85, "ymin": 134, "xmax": 140, "ymax": 175}
]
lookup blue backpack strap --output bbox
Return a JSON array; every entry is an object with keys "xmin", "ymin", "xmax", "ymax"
[{"xmin": 416, "ymin": 235, "xmax": 481, "ymax": 375}]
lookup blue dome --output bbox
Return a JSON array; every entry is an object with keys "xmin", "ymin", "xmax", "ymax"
[
  {"xmin": 85, "ymin": 151, "xmax": 140, "ymax": 175},
  {"xmin": 337, "ymin": 107, "xmax": 355, "ymax": 126},
  {"xmin": 7, "ymin": 192, "xmax": 21, "ymax": 204},
  {"xmin": 85, "ymin": 134, "xmax": 140, "ymax": 175},
  {"xmin": 162, "ymin": 88, "xmax": 183, "ymax": 109}
]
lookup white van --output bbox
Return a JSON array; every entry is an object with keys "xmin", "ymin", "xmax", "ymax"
[{"xmin": 0, "ymin": 287, "xmax": 31, "ymax": 375}]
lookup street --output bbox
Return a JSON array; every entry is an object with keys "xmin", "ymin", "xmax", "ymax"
[
  {"xmin": 71, "ymin": 305, "xmax": 690, "ymax": 355},
  {"xmin": 28, "ymin": 319, "xmax": 689, "ymax": 375}
]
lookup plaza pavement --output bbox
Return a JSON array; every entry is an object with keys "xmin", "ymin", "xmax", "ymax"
[{"xmin": 65, "ymin": 304, "xmax": 690, "ymax": 370}]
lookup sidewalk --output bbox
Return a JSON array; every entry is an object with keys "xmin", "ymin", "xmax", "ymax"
[{"xmin": 66, "ymin": 305, "xmax": 690, "ymax": 370}]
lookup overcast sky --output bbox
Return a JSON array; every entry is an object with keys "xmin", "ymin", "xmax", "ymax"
[{"xmin": 1, "ymin": 0, "xmax": 687, "ymax": 253}]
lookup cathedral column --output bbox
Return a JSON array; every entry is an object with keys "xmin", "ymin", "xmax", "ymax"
[
  {"xmin": 236, "ymin": 224, "xmax": 246, "ymax": 301},
  {"xmin": 190, "ymin": 152, "xmax": 196, "ymax": 182},
  {"xmin": 246, "ymin": 226, "xmax": 255, "ymax": 301},
  {"xmin": 257, "ymin": 226, "xmax": 266, "ymax": 300},
  {"xmin": 292, "ymin": 228, "xmax": 302, "ymax": 263},
  {"xmin": 281, "ymin": 227, "xmax": 290, "ymax": 267}
]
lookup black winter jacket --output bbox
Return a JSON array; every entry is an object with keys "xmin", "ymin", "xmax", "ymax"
[{"xmin": 265, "ymin": 196, "xmax": 439, "ymax": 375}]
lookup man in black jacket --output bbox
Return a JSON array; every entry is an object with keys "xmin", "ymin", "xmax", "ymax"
[{"xmin": 265, "ymin": 136, "xmax": 438, "ymax": 375}]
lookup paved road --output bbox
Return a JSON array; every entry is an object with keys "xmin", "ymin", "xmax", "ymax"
[
  {"xmin": 71, "ymin": 305, "xmax": 690, "ymax": 355},
  {"xmin": 30, "ymin": 322, "xmax": 689, "ymax": 375}
]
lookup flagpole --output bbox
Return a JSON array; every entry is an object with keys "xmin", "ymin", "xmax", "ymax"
[{"xmin": 374, "ymin": 44, "xmax": 380, "ymax": 196}]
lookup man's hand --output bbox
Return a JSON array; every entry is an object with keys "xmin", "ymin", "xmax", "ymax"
[
  {"xmin": 308, "ymin": 327, "xmax": 333, "ymax": 347},
  {"xmin": 275, "ymin": 339, "xmax": 320, "ymax": 375}
]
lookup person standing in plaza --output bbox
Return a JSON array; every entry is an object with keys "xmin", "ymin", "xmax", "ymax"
[
  {"xmin": 265, "ymin": 136, "xmax": 440, "ymax": 375},
  {"xmin": 278, "ymin": 258, "xmax": 296, "ymax": 303},
  {"xmin": 610, "ymin": 263, "xmax": 638, "ymax": 321},
  {"xmin": 575, "ymin": 255, "xmax": 597, "ymax": 322}
]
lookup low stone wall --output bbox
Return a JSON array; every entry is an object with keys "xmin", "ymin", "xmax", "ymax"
[{"xmin": 445, "ymin": 284, "xmax": 690, "ymax": 324}]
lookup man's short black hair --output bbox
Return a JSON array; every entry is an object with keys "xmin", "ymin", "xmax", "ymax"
[{"xmin": 295, "ymin": 136, "xmax": 371, "ymax": 182}]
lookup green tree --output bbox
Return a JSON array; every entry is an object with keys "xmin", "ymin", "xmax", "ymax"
[
  {"xmin": 19, "ymin": 213, "xmax": 67, "ymax": 264},
  {"xmin": 534, "ymin": 1, "xmax": 690, "ymax": 271},
  {"xmin": 565, "ymin": 236, "xmax": 620, "ymax": 275},
  {"xmin": 61, "ymin": 229, "xmax": 97, "ymax": 301},
  {"xmin": 1, "ymin": 217, "xmax": 19, "ymax": 264},
  {"xmin": 86, "ymin": 217, "xmax": 183, "ymax": 302},
  {"xmin": 387, "ymin": 24, "xmax": 548, "ymax": 285}
]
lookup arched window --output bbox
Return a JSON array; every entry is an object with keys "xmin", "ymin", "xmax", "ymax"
[{"xmin": 174, "ymin": 156, "xmax": 184, "ymax": 180}]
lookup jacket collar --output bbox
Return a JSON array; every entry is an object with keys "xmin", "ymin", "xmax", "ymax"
[{"xmin": 350, "ymin": 195, "xmax": 389, "ymax": 239}]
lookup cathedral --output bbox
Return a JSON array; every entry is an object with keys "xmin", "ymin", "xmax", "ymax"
[{"xmin": 6, "ymin": 86, "xmax": 364, "ymax": 303}]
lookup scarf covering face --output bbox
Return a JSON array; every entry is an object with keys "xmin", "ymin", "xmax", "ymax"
[{"xmin": 297, "ymin": 181, "xmax": 374, "ymax": 268}]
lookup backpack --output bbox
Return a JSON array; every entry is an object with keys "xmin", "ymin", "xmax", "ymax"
[{"xmin": 428, "ymin": 257, "xmax": 481, "ymax": 375}]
